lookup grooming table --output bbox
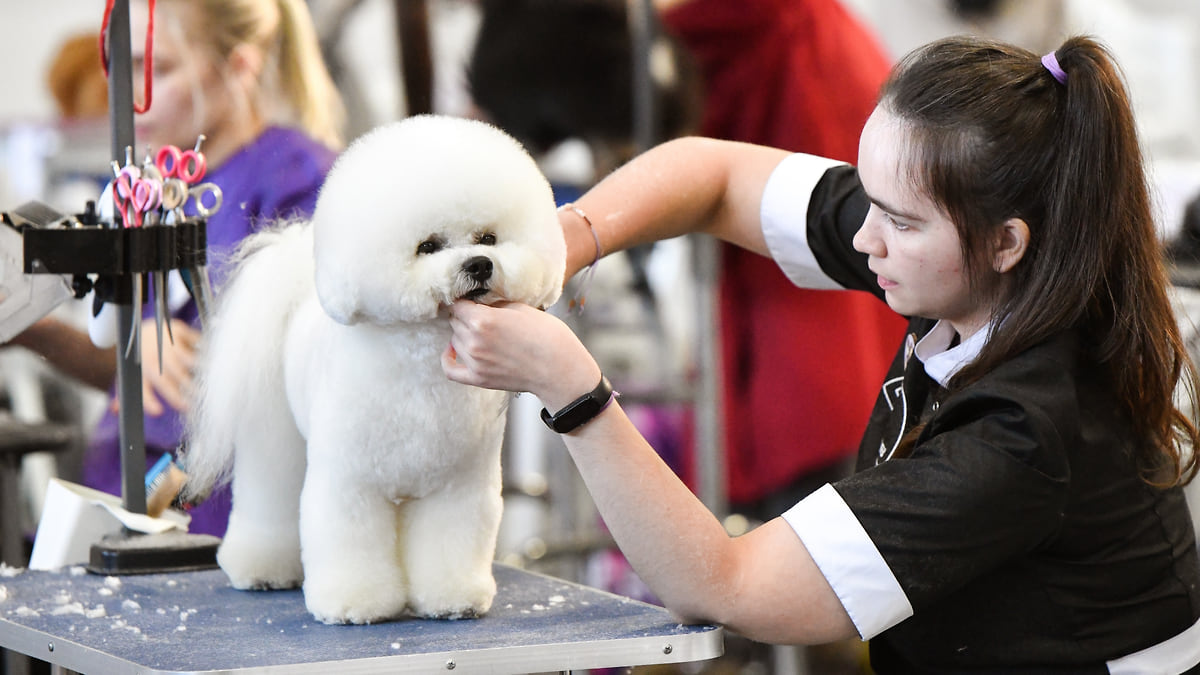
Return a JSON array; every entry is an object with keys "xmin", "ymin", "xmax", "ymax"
[{"xmin": 0, "ymin": 564, "xmax": 723, "ymax": 674}]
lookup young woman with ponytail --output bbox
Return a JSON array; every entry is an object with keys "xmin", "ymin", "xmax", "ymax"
[
  {"xmin": 16, "ymin": 0, "xmax": 346, "ymax": 537},
  {"xmin": 443, "ymin": 35, "xmax": 1200, "ymax": 673}
]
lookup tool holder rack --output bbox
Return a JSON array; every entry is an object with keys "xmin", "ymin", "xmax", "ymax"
[
  {"xmin": 21, "ymin": 221, "xmax": 207, "ymax": 279},
  {"xmin": 9, "ymin": 207, "xmax": 206, "ymax": 296},
  {"xmin": 5, "ymin": 207, "xmax": 207, "ymax": 305}
]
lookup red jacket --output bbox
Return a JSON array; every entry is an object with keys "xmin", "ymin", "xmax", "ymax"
[{"xmin": 660, "ymin": 0, "xmax": 908, "ymax": 504}]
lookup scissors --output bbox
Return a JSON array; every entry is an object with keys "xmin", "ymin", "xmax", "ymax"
[
  {"xmin": 161, "ymin": 179, "xmax": 223, "ymax": 222},
  {"xmin": 109, "ymin": 158, "xmax": 152, "ymax": 361},
  {"xmin": 154, "ymin": 135, "xmax": 207, "ymax": 184},
  {"xmin": 116, "ymin": 136, "xmax": 222, "ymax": 369},
  {"xmin": 111, "ymin": 162, "xmax": 161, "ymax": 228},
  {"xmin": 142, "ymin": 147, "xmax": 219, "ymax": 370},
  {"xmin": 130, "ymin": 152, "xmax": 180, "ymax": 368}
]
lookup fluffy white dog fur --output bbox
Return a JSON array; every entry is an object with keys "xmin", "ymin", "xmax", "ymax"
[{"xmin": 182, "ymin": 115, "xmax": 565, "ymax": 625}]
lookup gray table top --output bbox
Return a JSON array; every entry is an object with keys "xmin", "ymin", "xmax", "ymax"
[{"xmin": 0, "ymin": 563, "xmax": 723, "ymax": 674}]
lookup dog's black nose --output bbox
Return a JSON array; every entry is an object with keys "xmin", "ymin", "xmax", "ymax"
[{"xmin": 463, "ymin": 256, "xmax": 494, "ymax": 282}]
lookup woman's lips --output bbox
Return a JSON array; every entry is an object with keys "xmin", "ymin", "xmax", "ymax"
[{"xmin": 876, "ymin": 274, "xmax": 898, "ymax": 290}]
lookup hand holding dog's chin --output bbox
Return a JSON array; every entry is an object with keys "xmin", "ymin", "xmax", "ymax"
[{"xmin": 442, "ymin": 300, "xmax": 600, "ymax": 408}]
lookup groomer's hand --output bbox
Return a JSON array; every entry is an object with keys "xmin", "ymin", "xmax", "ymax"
[
  {"xmin": 131, "ymin": 318, "xmax": 200, "ymax": 416},
  {"xmin": 442, "ymin": 300, "xmax": 601, "ymax": 411}
]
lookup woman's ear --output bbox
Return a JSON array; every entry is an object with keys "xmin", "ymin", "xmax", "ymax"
[
  {"xmin": 227, "ymin": 43, "xmax": 265, "ymax": 87},
  {"xmin": 993, "ymin": 217, "xmax": 1030, "ymax": 274}
]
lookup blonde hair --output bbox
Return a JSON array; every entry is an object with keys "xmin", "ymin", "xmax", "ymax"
[{"xmin": 167, "ymin": 0, "xmax": 345, "ymax": 149}]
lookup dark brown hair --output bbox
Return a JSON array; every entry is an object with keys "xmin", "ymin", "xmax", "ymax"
[{"xmin": 883, "ymin": 35, "xmax": 1198, "ymax": 487}]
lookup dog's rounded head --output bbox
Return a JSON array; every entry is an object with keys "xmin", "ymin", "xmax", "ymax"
[{"xmin": 312, "ymin": 115, "xmax": 567, "ymax": 325}]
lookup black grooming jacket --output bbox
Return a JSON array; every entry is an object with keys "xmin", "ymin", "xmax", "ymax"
[{"xmin": 800, "ymin": 164, "xmax": 1200, "ymax": 673}]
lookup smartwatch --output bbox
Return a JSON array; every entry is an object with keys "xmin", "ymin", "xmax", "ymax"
[{"xmin": 540, "ymin": 375, "xmax": 616, "ymax": 433}]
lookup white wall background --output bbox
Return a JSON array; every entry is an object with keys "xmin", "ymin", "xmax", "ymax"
[{"xmin": 0, "ymin": 1, "xmax": 102, "ymax": 124}]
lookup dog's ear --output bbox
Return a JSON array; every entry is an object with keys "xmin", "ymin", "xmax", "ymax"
[{"xmin": 315, "ymin": 265, "xmax": 362, "ymax": 325}]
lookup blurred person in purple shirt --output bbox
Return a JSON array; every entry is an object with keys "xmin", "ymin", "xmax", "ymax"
[{"xmin": 12, "ymin": 0, "xmax": 344, "ymax": 536}]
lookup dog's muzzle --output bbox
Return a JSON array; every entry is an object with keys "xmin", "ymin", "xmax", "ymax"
[{"xmin": 461, "ymin": 255, "xmax": 493, "ymax": 300}]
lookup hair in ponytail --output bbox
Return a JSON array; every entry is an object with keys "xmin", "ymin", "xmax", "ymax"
[
  {"xmin": 273, "ymin": 0, "xmax": 345, "ymax": 149},
  {"xmin": 882, "ymin": 35, "xmax": 1198, "ymax": 487}
]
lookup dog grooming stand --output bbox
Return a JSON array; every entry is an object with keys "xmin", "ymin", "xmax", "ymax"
[
  {"xmin": 0, "ymin": 564, "xmax": 722, "ymax": 674},
  {"xmin": 1, "ymin": 0, "xmax": 220, "ymax": 576}
]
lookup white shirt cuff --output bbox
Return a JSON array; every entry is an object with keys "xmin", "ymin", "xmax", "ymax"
[
  {"xmin": 782, "ymin": 483, "xmax": 913, "ymax": 639},
  {"xmin": 1107, "ymin": 615, "xmax": 1200, "ymax": 674},
  {"xmin": 760, "ymin": 153, "xmax": 849, "ymax": 290}
]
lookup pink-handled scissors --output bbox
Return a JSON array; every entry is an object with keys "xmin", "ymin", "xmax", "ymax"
[
  {"xmin": 154, "ymin": 134, "xmax": 207, "ymax": 184},
  {"xmin": 112, "ymin": 163, "xmax": 162, "ymax": 228}
]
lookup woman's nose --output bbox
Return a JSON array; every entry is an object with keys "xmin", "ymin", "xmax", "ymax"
[{"xmin": 852, "ymin": 211, "xmax": 884, "ymax": 257}]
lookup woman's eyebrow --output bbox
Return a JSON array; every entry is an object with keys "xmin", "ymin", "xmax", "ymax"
[{"xmin": 864, "ymin": 189, "xmax": 923, "ymax": 222}]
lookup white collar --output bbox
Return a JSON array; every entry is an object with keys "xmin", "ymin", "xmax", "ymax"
[{"xmin": 915, "ymin": 320, "xmax": 992, "ymax": 388}]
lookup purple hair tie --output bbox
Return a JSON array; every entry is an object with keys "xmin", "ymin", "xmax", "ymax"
[{"xmin": 1041, "ymin": 51, "xmax": 1067, "ymax": 85}]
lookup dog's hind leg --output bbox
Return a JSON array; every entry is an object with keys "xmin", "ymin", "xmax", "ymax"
[
  {"xmin": 400, "ymin": 466, "xmax": 502, "ymax": 619},
  {"xmin": 216, "ymin": 420, "xmax": 306, "ymax": 590},
  {"xmin": 298, "ymin": 456, "xmax": 409, "ymax": 624}
]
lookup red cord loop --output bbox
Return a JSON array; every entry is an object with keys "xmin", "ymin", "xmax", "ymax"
[{"xmin": 100, "ymin": 0, "xmax": 155, "ymax": 114}]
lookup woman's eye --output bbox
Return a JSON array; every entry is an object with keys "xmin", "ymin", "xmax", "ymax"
[
  {"xmin": 884, "ymin": 213, "xmax": 909, "ymax": 231},
  {"xmin": 417, "ymin": 239, "xmax": 443, "ymax": 255},
  {"xmin": 477, "ymin": 232, "xmax": 497, "ymax": 246}
]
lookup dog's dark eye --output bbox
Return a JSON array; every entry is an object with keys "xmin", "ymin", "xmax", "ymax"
[
  {"xmin": 477, "ymin": 232, "xmax": 497, "ymax": 246},
  {"xmin": 417, "ymin": 237, "xmax": 445, "ymax": 255}
]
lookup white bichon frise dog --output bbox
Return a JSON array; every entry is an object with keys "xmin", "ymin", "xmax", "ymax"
[{"xmin": 181, "ymin": 115, "xmax": 565, "ymax": 624}]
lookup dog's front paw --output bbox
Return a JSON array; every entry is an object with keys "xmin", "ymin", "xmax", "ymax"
[
  {"xmin": 303, "ymin": 568, "xmax": 408, "ymax": 625},
  {"xmin": 217, "ymin": 527, "xmax": 303, "ymax": 590},
  {"xmin": 408, "ymin": 572, "xmax": 496, "ymax": 620}
]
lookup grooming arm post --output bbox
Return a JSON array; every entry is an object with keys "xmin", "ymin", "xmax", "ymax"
[{"xmin": 106, "ymin": 0, "xmax": 147, "ymax": 515}]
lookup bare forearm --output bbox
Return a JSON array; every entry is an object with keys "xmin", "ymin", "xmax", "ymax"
[
  {"xmin": 560, "ymin": 137, "xmax": 790, "ymax": 279},
  {"xmin": 560, "ymin": 403, "xmax": 741, "ymax": 620},
  {"xmin": 560, "ymin": 405, "xmax": 856, "ymax": 644},
  {"xmin": 9, "ymin": 316, "xmax": 116, "ymax": 390}
]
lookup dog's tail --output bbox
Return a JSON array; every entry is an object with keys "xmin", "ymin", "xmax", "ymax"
[{"xmin": 181, "ymin": 221, "xmax": 315, "ymax": 501}]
